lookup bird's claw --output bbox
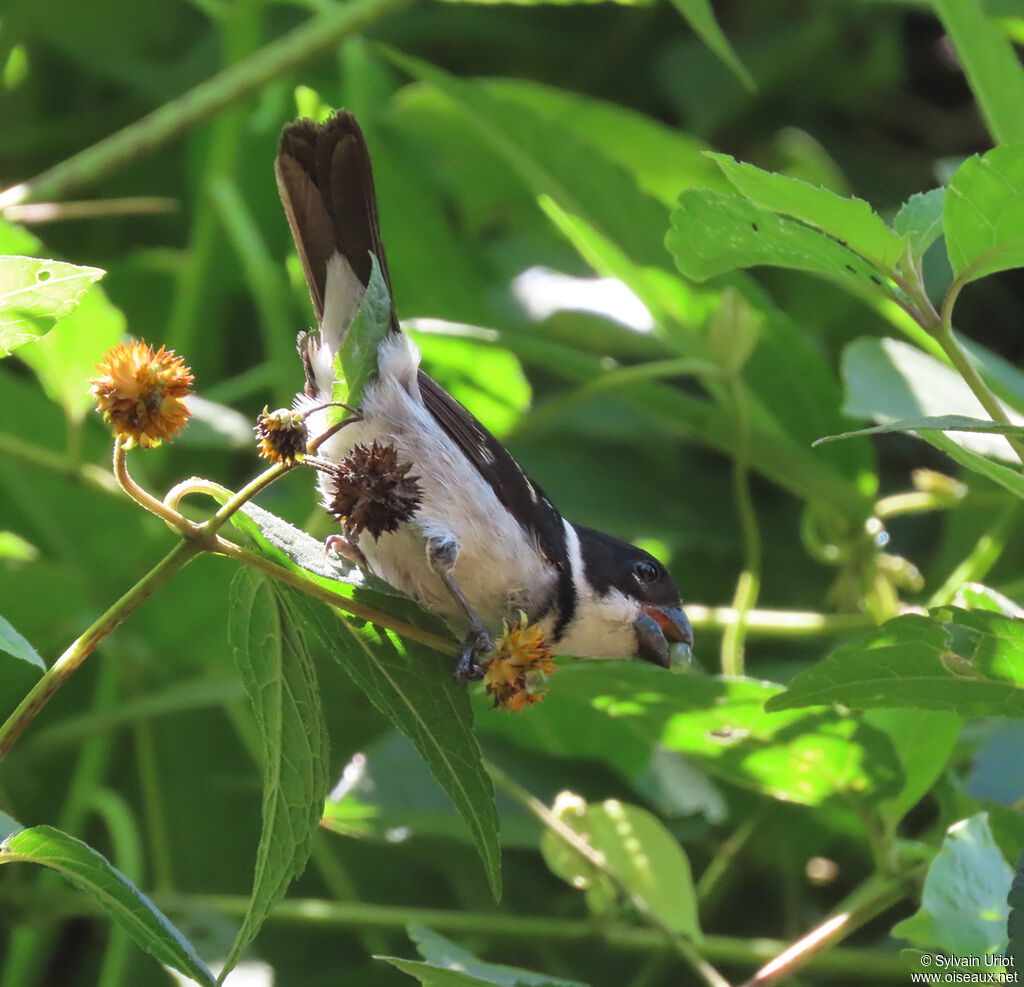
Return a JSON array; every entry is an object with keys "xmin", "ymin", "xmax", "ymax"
[{"xmin": 452, "ymin": 628, "xmax": 494, "ymax": 684}]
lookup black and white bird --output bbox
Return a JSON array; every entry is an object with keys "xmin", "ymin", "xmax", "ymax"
[{"xmin": 275, "ymin": 110, "xmax": 693, "ymax": 681}]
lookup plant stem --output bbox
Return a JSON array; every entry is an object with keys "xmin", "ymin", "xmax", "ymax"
[
  {"xmin": 738, "ymin": 870, "xmax": 919, "ymax": 987},
  {"xmin": 487, "ymin": 762, "xmax": 733, "ymax": 987},
  {"xmin": 0, "ymin": 540, "xmax": 201, "ymax": 762},
  {"xmin": 685, "ymin": 606, "xmax": 873, "ymax": 637},
  {"xmin": 0, "ymin": 0, "xmax": 410, "ymax": 207},
  {"xmin": 936, "ymin": 279, "xmax": 1024, "ymax": 464},
  {"xmin": 112, "ymin": 441, "xmax": 198, "ymax": 534},
  {"xmin": 0, "ymin": 430, "xmax": 121, "ymax": 497},
  {"xmin": 211, "ymin": 535, "xmax": 456, "ymax": 655},
  {"xmin": 721, "ymin": 378, "xmax": 761, "ymax": 677}
]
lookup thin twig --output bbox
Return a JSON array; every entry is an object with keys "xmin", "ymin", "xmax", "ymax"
[
  {"xmin": 0, "ymin": 0, "xmax": 411, "ymax": 207},
  {"xmin": 486, "ymin": 762, "xmax": 733, "ymax": 987}
]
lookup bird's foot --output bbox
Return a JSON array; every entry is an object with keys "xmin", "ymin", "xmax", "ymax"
[{"xmin": 452, "ymin": 627, "xmax": 494, "ymax": 684}]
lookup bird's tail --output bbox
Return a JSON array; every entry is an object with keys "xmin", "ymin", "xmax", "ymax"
[{"xmin": 275, "ymin": 110, "xmax": 399, "ymax": 396}]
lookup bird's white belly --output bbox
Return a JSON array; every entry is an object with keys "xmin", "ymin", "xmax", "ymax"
[{"xmin": 305, "ymin": 335, "xmax": 555, "ymax": 635}]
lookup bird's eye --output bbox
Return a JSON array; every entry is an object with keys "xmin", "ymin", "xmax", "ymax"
[{"xmin": 634, "ymin": 561, "xmax": 659, "ymax": 584}]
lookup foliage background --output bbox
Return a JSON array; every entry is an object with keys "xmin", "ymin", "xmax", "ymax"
[{"xmin": 1, "ymin": 0, "xmax": 1024, "ymax": 985}]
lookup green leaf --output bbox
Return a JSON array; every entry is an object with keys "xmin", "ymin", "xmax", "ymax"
[
  {"xmin": 933, "ymin": 0, "xmax": 1024, "ymax": 146},
  {"xmin": 944, "ymin": 145, "xmax": 1024, "ymax": 283},
  {"xmin": 284, "ymin": 592, "xmax": 502, "ymax": 900},
  {"xmin": 390, "ymin": 924, "xmax": 589, "ymax": 987},
  {"xmin": 0, "ymin": 256, "xmax": 105, "ymax": 357},
  {"xmin": 381, "ymin": 47, "xmax": 671, "ymax": 269},
  {"xmin": 18, "ymin": 282, "xmax": 126, "ymax": 423},
  {"xmin": 540, "ymin": 796, "xmax": 701, "ymax": 940},
  {"xmin": 893, "ymin": 813, "xmax": 1012, "ymax": 959},
  {"xmin": 482, "ymin": 664, "xmax": 901, "ymax": 806},
  {"xmin": 477, "ymin": 80, "xmax": 729, "ymax": 207},
  {"xmin": 1008, "ymin": 850, "xmax": 1024, "ymax": 970},
  {"xmin": 924, "ymin": 429, "xmax": 1024, "ymax": 501},
  {"xmin": 0, "ymin": 825, "xmax": 215, "ymax": 986},
  {"xmin": 953, "ymin": 583, "xmax": 1024, "ymax": 618},
  {"xmin": 223, "ymin": 570, "xmax": 331, "ymax": 978},
  {"xmin": 666, "ymin": 0, "xmax": 754, "ymax": 91},
  {"xmin": 814, "ymin": 414, "xmax": 1024, "ymax": 447},
  {"xmin": 666, "ymin": 189, "xmax": 895, "ymax": 300},
  {"xmin": 334, "ymin": 251, "xmax": 393, "ymax": 413},
  {"xmin": 0, "ymin": 811, "xmax": 23, "ymax": 842},
  {"xmin": 707, "ymin": 153, "xmax": 905, "ymax": 268},
  {"xmin": 864, "ymin": 709, "xmax": 962, "ymax": 832},
  {"xmin": 0, "ymin": 614, "xmax": 44, "ymax": 671},
  {"xmin": 381, "ymin": 959, "xmax": 503, "ymax": 987},
  {"xmin": 766, "ymin": 610, "xmax": 1024, "ymax": 718},
  {"xmin": 841, "ymin": 337, "xmax": 1023, "ymax": 463},
  {"xmin": 893, "ymin": 188, "xmax": 946, "ymax": 266}
]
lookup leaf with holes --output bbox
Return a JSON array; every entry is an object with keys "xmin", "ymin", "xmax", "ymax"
[
  {"xmin": 708, "ymin": 153, "xmax": 905, "ymax": 268},
  {"xmin": 0, "ymin": 256, "xmax": 105, "ymax": 357}
]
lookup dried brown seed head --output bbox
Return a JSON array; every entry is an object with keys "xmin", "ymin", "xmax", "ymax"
[
  {"xmin": 326, "ymin": 440, "xmax": 422, "ymax": 540},
  {"xmin": 254, "ymin": 407, "xmax": 308, "ymax": 465}
]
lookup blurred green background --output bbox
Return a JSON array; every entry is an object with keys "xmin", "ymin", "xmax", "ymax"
[{"xmin": 2, "ymin": 0, "xmax": 1023, "ymax": 984}]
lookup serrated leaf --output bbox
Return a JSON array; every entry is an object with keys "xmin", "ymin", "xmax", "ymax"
[
  {"xmin": 333, "ymin": 251, "xmax": 393, "ymax": 415},
  {"xmin": 666, "ymin": 0, "xmax": 754, "ymax": 91},
  {"xmin": 841, "ymin": 337, "xmax": 1024, "ymax": 463},
  {"xmin": 933, "ymin": 0, "xmax": 1024, "ymax": 147},
  {"xmin": 0, "ymin": 614, "xmax": 44, "ymax": 671},
  {"xmin": 814, "ymin": 414, "xmax": 1024, "ymax": 447},
  {"xmin": 0, "ymin": 256, "xmax": 105, "ymax": 357},
  {"xmin": 893, "ymin": 813, "xmax": 1012, "ymax": 958},
  {"xmin": 399, "ymin": 924, "xmax": 589, "ymax": 986},
  {"xmin": 540, "ymin": 797, "xmax": 700, "ymax": 940},
  {"xmin": 766, "ymin": 610, "xmax": 1024, "ymax": 718},
  {"xmin": 667, "ymin": 189, "xmax": 895, "ymax": 299},
  {"xmin": 289, "ymin": 592, "xmax": 502, "ymax": 900},
  {"xmin": 0, "ymin": 825, "xmax": 214, "ymax": 986},
  {"xmin": 893, "ymin": 188, "xmax": 945, "ymax": 266},
  {"xmin": 945, "ymin": 145, "xmax": 1024, "ymax": 283},
  {"xmin": 707, "ymin": 153, "xmax": 904, "ymax": 268},
  {"xmin": 223, "ymin": 570, "xmax": 331, "ymax": 978}
]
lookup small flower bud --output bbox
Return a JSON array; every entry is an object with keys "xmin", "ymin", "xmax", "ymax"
[
  {"xmin": 326, "ymin": 440, "xmax": 422, "ymax": 540},
  {"xmin": 90, "ymin": 340, "xmax": 193, "ymax": 448},
  {"xmin": 254, "ymin": 407, "xmax": 308, "ymax": 465}
]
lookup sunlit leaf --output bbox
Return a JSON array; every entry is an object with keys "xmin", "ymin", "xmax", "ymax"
[
  {"xmin": 0, "ymin": 614, "xmax": 44, "ymax": 671},
  {"xmin": 767, "ymin": 610, "xmax": 1024, "ymax": 718},
  {"xmin": 333, "ymin": 252, "xmax": 393, "ymax": 415},
  {"xmin": 893, "ymin": 813, "xmax": 1012, "ymax": 959},
  {"xmin": 945, "ymin": 145, "xmax": 1024, "ymax": 283},
  {"xmin": 0, "ymin": 825, "xmax": 215, "ymax": 985},
  {"xmin": 18, "ymin": 282, "xmax": 125, "ymax": 423},
  {"xmin": 841, "ymin": 337, "xmax": 1024, "ymax": 463},
  {"xmin": 933, "ymin": 0, "xmax": 1024, "ymax": 146},
  {"xmin": 667, "ymin": 189, "xmax": 895, "ymax": 300},
  {"xmin": 708, "ymin": 153, "xmax": 904, "ymax": 268},
  {"xmin": 0, "ymin": 256, "xmax": 105, "ymax": 357},
  {"xmin": 893, "ymin": 188, "xmax": 945, "ymax": 266},
  {"xmin": 540, "ymin": 795, "xmax": 701, "ymax": 939}
]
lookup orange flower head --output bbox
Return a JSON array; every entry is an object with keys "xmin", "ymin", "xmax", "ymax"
[
  {"xmin": 91, "ymin": 340, "xmax": 193, "ymax": 448},
  {"xmin": 483, "ymin": 614, "xmax": 555, "ymax": 713},
  {"xmin": 254, "ymin": 407, "xmax": 308, "ymax": 465}
]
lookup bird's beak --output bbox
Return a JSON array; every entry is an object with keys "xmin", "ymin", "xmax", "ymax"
[{"xmin": 633, "ymin": 604, "xmax": 694, "ymax": 669}]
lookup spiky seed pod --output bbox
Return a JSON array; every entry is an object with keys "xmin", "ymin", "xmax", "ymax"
[
  {"xmin": 254, "ymin": 407, "xmax": 308, "ymax": 465},
  {"xmin": 326, "ymin": 440, "xmax": 422, "ymax": 540},
  {"xmin": 483, "ymin": 614, "xmax": 555, "ymax": 712},
  {"xmin": 90, "ymin": 340, "xmax": 193, "ymax": 448}
]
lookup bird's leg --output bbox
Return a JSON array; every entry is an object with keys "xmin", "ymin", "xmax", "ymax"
[
  {"xmin": 324, "ymin": 533, "xmax": 366, "ymax": 566},
  {"xmin": 427, "ymin": 535, "xmax": 493, "ymax": 683}
]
